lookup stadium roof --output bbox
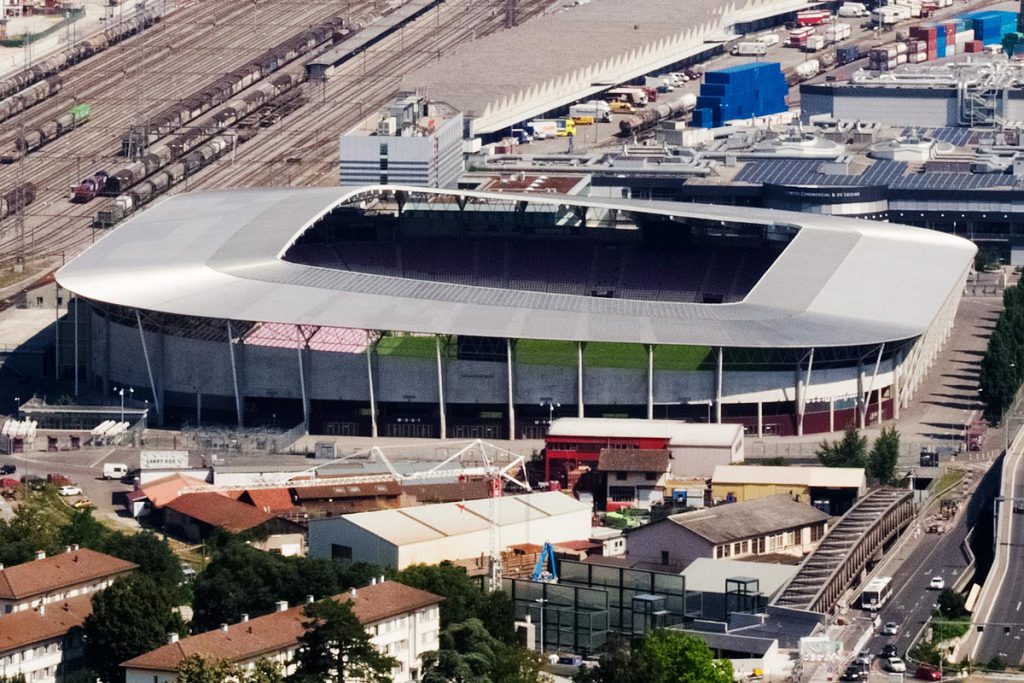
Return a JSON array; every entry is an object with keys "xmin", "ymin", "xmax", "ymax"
[
  {"xmin": 401, "ymin": 0, "xmax": 822, "ymax": 135},
  {"xmin": 549, "ymin": 418, "xmax": 742, "ymax": 447},
  {"xmin": 55, "ymin": 185, "xmax": 976, "ymax": 349},
  {"xmin": 712, "ymin": 465, "xmax": 867, "ymax": 490}
]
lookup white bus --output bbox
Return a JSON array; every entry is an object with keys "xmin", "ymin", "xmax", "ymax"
[{"xmin": 861, "ymin": 576, "xmax": 893, "ymax": 611}]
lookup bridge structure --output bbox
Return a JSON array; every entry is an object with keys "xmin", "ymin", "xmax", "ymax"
[{"xmin": 769, "ymin": 487, "xmax": 915, "ymax": 617}]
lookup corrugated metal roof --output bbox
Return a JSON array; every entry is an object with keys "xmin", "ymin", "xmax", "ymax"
[
  {"xmin": 332, "ymin": 491, "xmax": 589, "ymax": 546},
  {"xmin": 658, "ymin": 494, "xmax": 829, "ymax": 544},
  {"xmin": 550, "ymin": 418, "xmax": 742, "ymax": 448},
  {"xmin": 54, "ymin": 185, "xmax": 976, "ymax": 349},
  {"xmin": 712, "ymin": 465, "xmax": 866, "ymax": 489}
]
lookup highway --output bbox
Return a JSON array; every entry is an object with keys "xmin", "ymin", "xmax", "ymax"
[{"xmin": 974, "ymin": 443, "xmax": 1024, "ymax": 666}]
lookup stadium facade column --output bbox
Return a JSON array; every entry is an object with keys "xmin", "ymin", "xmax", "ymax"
[
  {"xmin": 436, "ymin": 335, "xmax": 447, "ymax": 439},
  {"xmin": 295, "ymin": 325, "xmax": 310, "ymax": 434},
  {"xmin": 102, "ymin": 311, "xmax": 111, "ymax": 395},
  {"xmin": 134, "ymin": 310, "xmax": 161, "ymax": 424},
  {"xmin": 796, "ymin": 348, "xmax": 815, "ymax": 437},
  {"xmin": 225, "ymin": 321, "xmax": 244, "ymax": 429},
  {"xmin": 577, "ymin": 342, "xmax": 585, "ymax": 418},
  {"xmin": 829, "ymin": 399, "xmax": 835, "ymax": 433},
  {"xmin": 892, "ymin": 347, "xmax": 902, "ymax": 421},
  {"xmin": 856, "ymin": 358, "xmax": 866, "ymax": 429},
  {"xmin": 647, "ymin": 345, "xmax": 654, "ymax": 420},
  {"xmin": 715, "ymin": 347, "xmax": 723, "ymax": 424},
  {"xmin": 756, "ymin": 401, "xmax": 763, "ymax": 438},
  {"xmin": 507, "ymin": 339, "xmax": 516, "ymax": 440},
  {"xmin": 366, "ymin": 339, "xmax": 378, "ymax": 438}
]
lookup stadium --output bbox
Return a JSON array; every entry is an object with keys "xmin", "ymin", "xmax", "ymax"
[{"xmin": 55, "ymin": 185, "xmax": 975, "ymax": 439}]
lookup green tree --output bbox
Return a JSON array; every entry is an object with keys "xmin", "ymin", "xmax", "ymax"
[
  {"xmin": 868, "ymin": 426, "xmax": 900, "ymax": 485},
  {"xmin": 60, "ymin": 509, "xmax": 113, "ymax": 549},
  {"xmin": 84, "ymin": 574, "xmax": 186, "ymax": 683},
  {"xmin": 289, "ymin": 598, "xmax": 397, "ymax": 683},
  {"xmin": 640, "ymin": 630, "xmax": 732, "ymax": 683},
  {"xmin": 420, "ymin": 619, "xmax": 541, "ymax": 683},
  {"xmin": 816, "ymin": 422, "xmax": 868, "ymax": 469},
  {"xmin": 573, "ymin": 640, "xmax": 643, "ymax": 683},
  {"xmin": 175, "ymin": 655, "xmax": 239, "ymax": 683},
  {"xmin": 103, "ymin": 531, "xmax": 184, "ymax": 594},
  {"xmin": 396, "ymin": 563, "xmax": 483, "ymax": 629},
  {"xmin": 937, "ymin": 588, "xmax": 968, "ymax": 619},
  {"xmin": 246, "ymin": 659, "xmax": 285, "ymax": 683},
  {"xmin": 0, "ymin": 675, "xmax": 27, "ymax": 683}
]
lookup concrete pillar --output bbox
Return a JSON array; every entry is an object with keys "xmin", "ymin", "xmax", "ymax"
[
  {"xmin": 436, "ymin": 335, "xmax": 447, "ymax": 439},
  {"xmin": 647, "ymin": 344, "xmax": 654, "ymax": 420},
  {"xmin": 892, "ymin": 348, "xmax": 902, "ymax": 421},
  {"xmin": 226, "ymin": 321, "xmax": 244, "ymax": 429},
  {"xmin": 507, "ymin": 338, "xmax": 516, "ymax": 440},
  {"xmin": 296, "ymin": 327, "xmax": 309, "ymax": 434},
  {"xmin": 757, "ymin": 401, "xmax": 763, "ymax": 438},
  {"xmin": 103, "ymin": 314, "xmax": 111, "ymax": 395},
  {"xmin": 135, "ymin": 310, "xmax": 160, "ymax": 424},
  {"xmin": 829, "ymin": 398, "xmax": 835, "ymax": 433},
  {"xmin": 715, "ymin": 347, "xmax": 723, "ymax": 424},
  {"xmin": 795, "ymin": 362, "xmax": 804, "ymax": 438},
  {"xmin": 365, "ymin": 340, "xmax": 378, "ymax": 438},
  {"xmin": 577, "ymin": 341, "xmax": 584, "ymax": 418},
  {"xmin": 857, "ymin": 359, "xmax": 866, "ymax": 429}
]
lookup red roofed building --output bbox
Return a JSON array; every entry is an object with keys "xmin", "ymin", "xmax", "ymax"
[
  {"xmin": 0, "ymin": 547, "xmax": 136, "ymax": 614},
  {"xmin": 0, "ymin": 595, "xmax": 93, "ymax": 683},
  {"xmin": 163, "ymin": 492, "xmax": 305, "ymax": 549},
  {"xmin": 237, "ymin": 488, "xmax": 297, "ymax": 515},
  {"xmin": 122, "ymin": 580, "xmax": 442, "ymax": 683}
]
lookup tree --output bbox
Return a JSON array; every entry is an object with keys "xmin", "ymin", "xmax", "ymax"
[
  {"xmin": 573, "ymin": 640, "xmax": 644, "ymax": 683},
  {"xmin": 289, "ymin": 598, "xmax": 397, "ymax": 683},
  {"xmin": 397, "ymin": 563, "xmax": 483, "ymax": 629},
  {"xmin": 816, "ymin": 422, "xmax": 868, "ymax": 469},
  {"xmin": 176, "ymin": 656, "xmax": 284, "ymax": 683},
  {"xmin": 420, "ymin": 618, "xmax": 542, "ymax": 683},
  {"xmin": 868, "ymin": 426, "xmax": 900, "ymax": 485},
  {"xmin": 0, "ymin": 675, "xmax": 27, "ymax": 683},
  {"xmin": 84, "ymin": 574, "xmax": 186, "ymax": 683},
  {"xmin": 640, "ymin": 630, "xmax": 732, "ymax": 683},
  {"xmin": 102, "ymin": 531, "xmax": 184, "ymax": 596},
  {"xmin": 937, "ymin": 588, "xmax": 968, "ymax": 619}
]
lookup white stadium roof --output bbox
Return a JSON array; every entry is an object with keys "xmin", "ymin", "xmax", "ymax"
[
  {"xmin": 55, "ymin": 185, "xmax": 976, "ymax": 349},
  {"xmin": 548, "ymin": 418, "xmax": 742, "ymax": 448},
  {"xmin": 402, "ymin": 0, "xmax": 822, "ymax": 135},
  {"xmin": 711, "ymin": 465, "xmax": 866, "ymax": 489}
]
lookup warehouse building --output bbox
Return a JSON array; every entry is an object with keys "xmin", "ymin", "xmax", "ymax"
[
  {"xmin": 545, "ymin": 418, "xmax": 744, "ymax": 486},
  {"xmin": 308, "ymin": 491, "xmax": 592, "ymax": 569},
  {"xmin": 711, "ymin": 465, "xmax": 866, "ymax": 515},
  {"xmin": 625, "ymin": 495, "xmax": 829, "ymax": 571},
  {"xmin": 339, "ymin": 95, "xmax": 463, "ymax": 189}
]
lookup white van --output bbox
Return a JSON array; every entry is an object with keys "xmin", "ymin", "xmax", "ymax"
[{"xmin": 103, "ymin": 463, "xmax": 129, "ymax": 480}]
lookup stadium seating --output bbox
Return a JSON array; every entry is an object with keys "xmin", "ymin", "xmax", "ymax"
[{"xmin": 286, "ymin": 236, "xmax": 778, "ymax": 304}]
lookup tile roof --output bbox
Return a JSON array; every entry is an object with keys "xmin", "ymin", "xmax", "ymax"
[
  {"xmin": 597, "ymin": 449, "xmax": 671, "ymax": 473},
  {"xmin": 164, "ymin": 492, "xmax": 274, "ymax": 533},
  {"xmin": 141, "ymin": 473, "xmax": 211, "ymax": 508},
  {"xmin": 122, "ymin": 581, "xmax": 442, "ymax": 672},
  {"xmin": 239, "ymin": 488, "xmax": 296, "ymax": 513},
  {"xmin": 0, "ymin": 548, "xmax": 136, "ymax": 600},
  {"xmin": 654, "ymin": 494, "xmax": 829, "ymax": 545},
  {"xmin": 292, "ymin": 480, "xmax": 402, "ymax": 501},
  {"xmin": 0, "ymin": 595, "xmax": 93, "ymax": 654},
  {"xmin": 402, "ymin": 480, "xmax": 491, "ymax": 503}
]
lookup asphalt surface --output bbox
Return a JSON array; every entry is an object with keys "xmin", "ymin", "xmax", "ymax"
[{"xmin": 974, "ymin": 450, "xmax": 1024, "ymax": 666}]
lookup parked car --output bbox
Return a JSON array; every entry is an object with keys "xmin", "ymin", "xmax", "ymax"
[
  {"xmin": 0, "ymin": 463, "xmax": 15, "ymax": 475},
  {"xmin": 21, "ymin": 474, "xmax": 45, "ymax": 490},
  {"xmin": 57, "ymin": 485, "xmax": 82, "ymax": 496},
  {"xmin": 47, "ymin": 473, "xmax": 71, "ymax": 486},
  {"xmin": 838, "ymin": 666, "xmax": 863, "ymax": 682},
  {"xmin": 915, "ymin": 664, "xmax": 942, "ymax": 680},
  {"xmin": 929, "ymin": 576, "xmax": 945, "ymax": 590},
  {"xmin": 881, "ymin": 643, "xmax": 899, "ymax": 658},
  {"xmin": 882, "ymin": 621, "xmax": 900, "ymax": 635},
  {"xmin": 71, "ymin": 498, "xmax": 93, "ymax": 509},
  {"xmin": 885, "ymin": 657, "xmax": 907, "ymax": 673}
]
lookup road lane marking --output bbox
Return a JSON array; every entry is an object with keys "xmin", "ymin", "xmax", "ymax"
[
  {"xmin": 89, "ymin": 448, "xmax": 114, "ymax": 467},
  {"xmin": 1017, "ymin": 601, "xmax": 1021, "ymax": 612}
]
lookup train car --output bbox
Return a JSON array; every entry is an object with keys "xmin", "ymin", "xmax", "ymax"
[{"xmin": 0, "ymin": 182, "xmax": 37, "ymax": 218}]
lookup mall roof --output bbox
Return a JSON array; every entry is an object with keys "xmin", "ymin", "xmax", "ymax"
[
  {"xmin": 401, "ymin": 0, "xmax": 821, "ymax": 135},
  {"xmin": 55, "ymin": 185, "xmax": 976, "ymax": 349}
]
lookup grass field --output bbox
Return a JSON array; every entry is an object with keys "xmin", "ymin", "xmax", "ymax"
[{"xmin": 374, "ymin": 335, "xmax": 711, "ymax": 371}]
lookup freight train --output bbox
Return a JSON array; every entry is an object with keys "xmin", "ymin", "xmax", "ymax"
[
  {"xmin": 120, "ymin": 17, "xmax": 350, "ymax": 153},
  {"xmin": 0, "ymin": 9, "xmax": 161, "ymax": 101},
  {"xmin": 618, "ymin": 93, "xmax": 697, "ymax": 136},
  {"xmin": 1, "ymin": 104, "xmax": 90, "ymax": 164},
  {"xmin": 0, "ymin": 182, "xmax": 37, "ymax": 219},
  {"xmin": 104, "ymin": 74, "xmax": 297, "ymax": 194},
  {"xmin": 0, "ymin": 77, "xmax": 62, "ymax": 124}
]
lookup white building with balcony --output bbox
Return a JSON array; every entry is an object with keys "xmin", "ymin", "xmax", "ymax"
[{"xmin": 0, "ymin": 596, "xmax": 92, "ymax": 683}]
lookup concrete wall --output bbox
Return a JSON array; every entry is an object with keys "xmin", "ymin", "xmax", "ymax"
[
  {"xmin": 626, "ymin": 522, "xmax": 713, "ymax": 569},
  {"xmin": 307, "ymin": 517, "xmax": 400, "ymax": 567},
  {"xmin": 800, "ymin": 88, "xmax": 958, "ymax": 127}
]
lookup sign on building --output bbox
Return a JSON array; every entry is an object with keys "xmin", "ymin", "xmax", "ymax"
[{"xmin": 140, "ymin": 450, "xmax": 189, "ymax": 469}]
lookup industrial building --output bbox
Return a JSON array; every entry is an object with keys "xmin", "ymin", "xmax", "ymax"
[
  {"xmin": 339, "ymin": 94, "xmax": 464, "ymax": 189},
  {"xmin": 54, "ymin": 185, "xmax": 973, "ymax": 439},
  {"xmin": 307, "ymin": 491, "xmax": 593, "ymax": 569},
  {"xmin": 545, "ymin": 418, "xmax": 743, "ymax": 486},
  {"xmin": 680, "ymin": 557, "xmax": 798, "ymax": 621},
  {"xmin": 624, "ymin": 495, "xmax": 830, "ymax": 571},
  {"xmin": 711, "ymin": 465, "xmax": 866, "ymax": 514},
  {"xmin": 401, "ymin": 0, "xmax": 825, "ymax": 137}
]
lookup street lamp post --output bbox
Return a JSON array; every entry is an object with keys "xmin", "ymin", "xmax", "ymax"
[
  {"xmin": 114, "ymin": 386, "xmax": 133, "ymax": 422},
  {"xmin": 539, "ymin": 401, "xmax": 560, "ymax": 426},
  {"xmin": 535, "ymin": 598, "xmax": 547, "ymax": 655}
]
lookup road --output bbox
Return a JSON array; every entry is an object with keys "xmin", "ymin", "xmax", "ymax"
[{"xmin": 974, "ymin": 443, "xmax": 1024, "ymax": 666}]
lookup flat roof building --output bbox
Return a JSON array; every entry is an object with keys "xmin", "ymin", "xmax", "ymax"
[
  {"xmin": 711, "ymin": 465, "xmax": 867, "ymax": 515},
  {"xmin": 308, "ymin": 491, "xmax": 592, "ymax": 569}
]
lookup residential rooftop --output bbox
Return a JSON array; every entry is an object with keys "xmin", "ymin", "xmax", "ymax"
[
  {"xmin": 0, "ymin": 548, "xmax": 136, "ymax": 601},
  {"xmin": 0, "ymin": 595, "xmax": 93, "ymax": 654},
  {"xmin": 164, "ymin": 492, "xmax": 275, "ymax": 533}
]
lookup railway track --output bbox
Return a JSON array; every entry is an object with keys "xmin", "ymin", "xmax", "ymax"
[{"xmin": 0, "ymin": 0, "xmax": 377, "ymax": 261}]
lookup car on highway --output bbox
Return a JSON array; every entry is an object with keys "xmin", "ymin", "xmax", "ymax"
[
  {"xmin": 882, "ymin": 621, "xmax": 900, "ymax": 635},
  {"xmin": 853, "ymin": 651, "xmax": 872, "ymax": 670},
  {"xmin": 0, "ymin": 463, "xmax": 15, "ymax": 475},
  {"xmin": 915, "ymin": 664, "xmax": 942, "ymax": 680},
  {"xmin": 929, "ymin": 576, "xmax": 945, "ymax": 590},
  {"xmin": 884, "ymin": 657, "xmax": 907, "ymax": 673},
  {"xmin": 880, "ymin": 643, "xmax": 899, "ymax": 659},
  {"xmin": 838, "ymin": 666, "xmax": 863, "ymax": 681},
  {"xmin": 57, "ymin": 485, "xmax": 82, "ymax": 496}
]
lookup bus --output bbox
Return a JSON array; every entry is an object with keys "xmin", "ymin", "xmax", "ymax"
[{"xmin": 861, "ymin": 576, "xmax": 893, "ymax": 611}]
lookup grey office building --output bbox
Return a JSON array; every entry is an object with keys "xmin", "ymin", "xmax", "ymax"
[{"xmin": 339, "ymin": 95, "xmax": 464, "ymax": 188}]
